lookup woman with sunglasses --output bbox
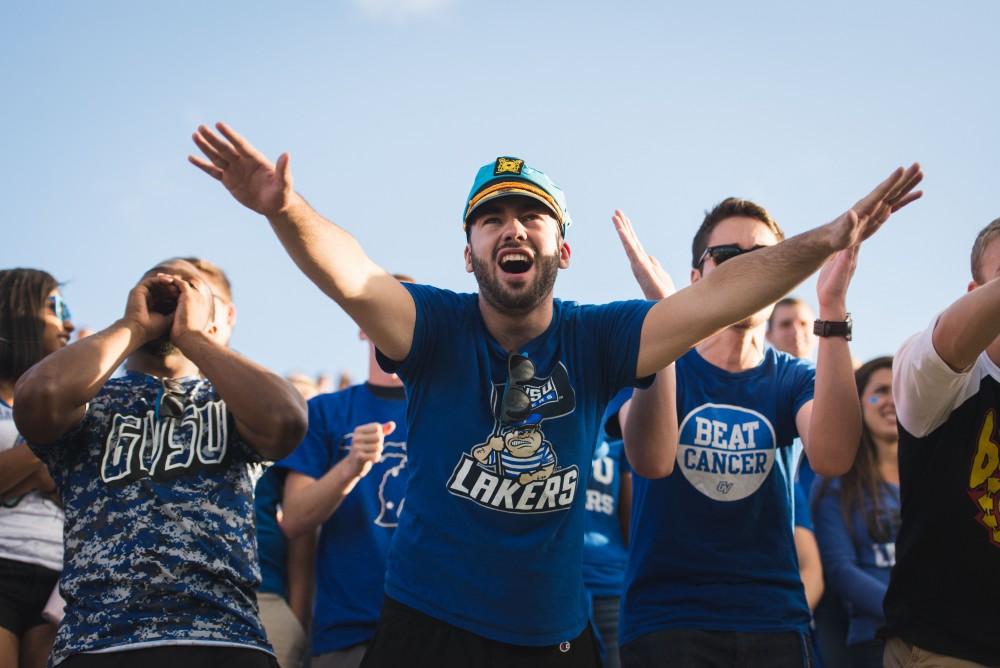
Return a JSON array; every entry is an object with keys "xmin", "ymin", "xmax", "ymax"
[
  {"xmin": 811, "ymin": 356, "xmax": 900, "ymax": 668},
  {"xmin": 0, "ymin": 268, "xmax": 73, "ymax": 668}
]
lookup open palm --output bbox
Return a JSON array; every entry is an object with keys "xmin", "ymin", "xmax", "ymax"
[
  {"xmin": 189, "ymin": 122, "xmax": 293, "ymax": 217},
  {"xmin": 828, "ymin": 163, "xmax": 923, "ymax": 250}
]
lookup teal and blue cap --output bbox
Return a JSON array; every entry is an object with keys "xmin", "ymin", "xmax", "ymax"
[{"xmin": 463, "ymin": 157, "xmax": 572, "ymax": 237}]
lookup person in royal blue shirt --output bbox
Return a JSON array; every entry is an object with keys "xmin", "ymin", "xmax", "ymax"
[
  {"xmin": 813, "ymin": 356, "xmax": 900, "ymax": 668},
  {"xmin": 276, "ymin": 275, "xmax": 413, "ymax": 668},
  {"xmin": 583, "ymin": 389, "xmax": 633, "ymax": 668},
  {"xmin": 610, "ymin": 193, "xmax": 916, "ymax": 667},
  {"xmin": 190, "ymin": 121, "xmax": 921, "ymax": 667}
]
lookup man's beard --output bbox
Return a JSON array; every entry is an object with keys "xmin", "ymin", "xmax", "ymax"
[
  {"xmin": 140, "ymin": 335, "xmax": 177, "ymax": 358},
  {"xmin": 470, "ymin": 245, "xmax": 560, "ymax": 316}
]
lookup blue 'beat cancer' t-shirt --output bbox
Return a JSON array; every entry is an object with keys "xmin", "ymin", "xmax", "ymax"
[
  {"xmin": 28, "ymin": 373, "xmax": 271, "ymax": 666},
  {"xmin": 622, "ymin": 347, "xmax": 815, "ymax": 645},
  {"xmin": 376, "ymin": 283, "xmax": 654, "ymax": 646},
  {"xmin": 276, "ymin": 383, "xmax": 408, "ymax": 655},
  {"xmin": 583, "ymin": 389, "xmax": 632, "ymax": 598}
]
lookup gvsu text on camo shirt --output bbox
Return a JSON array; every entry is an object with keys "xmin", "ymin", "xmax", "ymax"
[
  {"xmin": 376, "ymin": 283, "xmax": 653, "ymax": 646},
  {"xmin": 28, "ymin": 373, "xmax": 272, "ymax": 666},
  {"xmin": 623, "ymin": 347, "xmax": 815, "ymax": 645}
]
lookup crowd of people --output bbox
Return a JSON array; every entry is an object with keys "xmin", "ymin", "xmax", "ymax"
[{"xmin": 0, "ymin": 122, "xmax": 996, "ymax": 668}]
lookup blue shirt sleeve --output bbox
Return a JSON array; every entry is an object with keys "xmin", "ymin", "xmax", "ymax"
[
  {"xmin": 583, "ymin": 300, "xmax": 657, "ymax": 395},
  {"xmin": 275, "ymin": 394, "xmax": 337, "ymax": 480},
  {"xmin": 788, "ymin": 355, "xmax": 816, "ymax": 418},
  {"xmin": 812, "ymin": 477, "xmax": 889, "ymax": 619},
  {"xmin": 376, "ymin": 283, "xmax": 462, "ymax": 380}
]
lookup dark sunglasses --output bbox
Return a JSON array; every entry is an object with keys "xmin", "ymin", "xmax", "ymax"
[
  {"xmin": 697, "ymin": 244, "xmax": 768, "ymax": 269},
  {"xmin": 500, "ymin": 353, "xmax": 535, "ymax": 425},
  {"xmin": 157, "ymin": 378, "xmax": 188, "ymax": 420},
  {"xmin": 47, "ymin": 294, "xmax": 72, "ymax": 323}
]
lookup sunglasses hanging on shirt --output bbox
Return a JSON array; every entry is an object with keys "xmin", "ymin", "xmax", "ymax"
[{"xmin": 499, "ymin": 354, "xmax": 535, "ymax": 425}]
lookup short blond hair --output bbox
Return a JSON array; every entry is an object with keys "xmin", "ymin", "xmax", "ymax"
[{"xmin": 971, "ymin": 218, "xmax": 1000, "ymax": 283}]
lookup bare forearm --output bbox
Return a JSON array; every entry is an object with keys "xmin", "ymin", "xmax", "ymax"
[
  {"xmin": 285, "ymin": 529, "xmax": 316, "ymax": 627},
  {"xmin": 932, "ymin": 277, "xmax": 1000, "ymax": 371},
  {"xmin": 638, "ymin": 226, "xmax": 836, "ymax": 376},
  {"xmin": 13, "ymin": 319, "xmax": 143, "ymax": 443},
  {"xmin": 807, "ymin": 327, "xmax": 862, "ymax": 476},
  {"xmin": 0, "ymin": 445, "xmax": 47, "ymax": 494},
  {"xmin": 795, "ymin": 528, "xmax": 825, "ymax": 611},
  {"xmin": 282, "ymin": 461, "xmax": 364, "ymax": 538},
  {"xmin": 266, "ymin": 197, "xmax": 414, "ymax": 360},
  {"xmin": 622, "ymin": 369, "xmax": 678, "ymax": 478},
  {"xmin": 177, "ymin": 333, "xmax": 306, "ymax": 459}
]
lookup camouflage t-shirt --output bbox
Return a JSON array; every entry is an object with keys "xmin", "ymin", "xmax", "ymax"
[{"xmin": 29, "ymin": 372, "xmax": 272, "ymax": 665}]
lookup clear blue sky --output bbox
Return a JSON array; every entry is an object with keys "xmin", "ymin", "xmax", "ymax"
[{"xmin": 3, "ymin": 1, "xmax": 998, "ymax": 382}]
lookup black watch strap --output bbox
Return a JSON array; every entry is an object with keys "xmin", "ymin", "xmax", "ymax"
[{"xmin": 813, "ymin": 313, "xmax": 852, "ymax": 341}]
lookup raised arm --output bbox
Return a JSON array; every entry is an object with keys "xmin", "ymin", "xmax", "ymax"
[
  {"xmin": 931, "ymin": 275, "xmax": 1000, "ymax": 372},
  {"xmin": 634, "ymin": 164, "xmax": 923, "ymax": 377},
  {"xmin": 167, "ymin": 275, "xmax": 307, "ymax": 460},
  {"xmin": 13, "ymin": 275, "xmax": 175, "ymax": 444},
  {"xmin": 189, "ymin": 123, "xmax": 415, "ymax": 361},
  {"xmin": 281, "ymin": 421, "xmax": 395, "ymax": 538},
  {"xmin": 612, "ymin": 210, "xmax": 679, "ymax": 478},
  {"xmin": 795, "ymin": 246, "xmax": 863, "ymax": 476}
]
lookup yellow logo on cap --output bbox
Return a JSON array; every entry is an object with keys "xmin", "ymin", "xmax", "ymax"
[{"xmin": 494, "ymin": 157, "xmax": 524, "ymax": 176}]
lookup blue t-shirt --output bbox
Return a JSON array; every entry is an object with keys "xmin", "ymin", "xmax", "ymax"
[
  {"xmin": 811, "ymin": 476, "xmax": 899, "ymax": 645},
  {"xmin": 376, "ymin": 283, "xmax": 653, "ymax": 646},
  {"xmin": 623, "ymin": 347, "xmax": 815, "ymax": 645},
  {"xmin": 276, "ymin": 383, "xmax": 408, "ymax": 654},
  {"xmin": 255, "ymin": 466, "xmax": 288, "ymax": 600},
  {"xmin": 583, "ymin": 389, "xmax": 632, "ymax": 598},
  {"xmin": 29, "ymin": 373, "xmax": 270, "ymax": 666}
]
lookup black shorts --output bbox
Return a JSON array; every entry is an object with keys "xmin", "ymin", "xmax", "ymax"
[
  {"xmin": 0, "ymin": 556, "xmax": 59, "ymax": 635},
  {"xmin": 621, "ymin": 627, "xmax": 815, "ymax": 668},
  {"xmin": 59, "ymin": 645, "xmax": 279, "ymax": 668},
  {"xmin": 360, "ymin": 595, "xmax": 600, "ymax": 668}
]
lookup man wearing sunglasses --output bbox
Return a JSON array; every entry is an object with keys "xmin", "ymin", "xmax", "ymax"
[
  {"xmin": 12, "ymin": 259, "xmax": 308, "ymax": 668},
  {"xmin": 189, "ymin": 121, "xmax": 920, "ymax": 667},
  {"xmin": 612, "ymin": 198, "xmax": 869, "ymax": 666}
]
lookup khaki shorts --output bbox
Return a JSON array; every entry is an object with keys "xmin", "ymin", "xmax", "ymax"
[
  {"xmin": 883, "ymin": 637, "xmax": 996, "ymax": 668},
  {"xmin": 258, "ymin": 592, "xmax": 308, "ymax": 668}
]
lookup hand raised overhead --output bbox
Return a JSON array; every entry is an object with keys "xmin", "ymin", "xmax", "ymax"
[
  {"xmin": 825, "ymin": 163, "xmax": 923, "ymax": 251},
  {"xmin": 189, "ymin": 122, "xmax": 294, "ymax": 217},
  {"xmin": 612, "ymin": 209, "xmax": 676, "ymax": 301}
]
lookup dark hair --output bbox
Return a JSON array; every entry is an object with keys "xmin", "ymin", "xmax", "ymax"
[
  {"xmin": 970, "ymin": 217, "xmax": 1000, "ymax": 283},
  {"xmin": 813, "ymin": 355, "xmax": 898, "ymax": 542},
  {"xmin": 0, "ymin": 268, "xmax": 60, "ymax": 381},
  {"xmin": 766, "ymin": 296, "xmax": 807, "ymax": 332},
  {"xmin": 691, "ymin": 197, "xmax": 785, "ymax": 269}
]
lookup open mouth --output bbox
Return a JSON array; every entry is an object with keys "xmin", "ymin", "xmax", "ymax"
[{"xmin": 498, "ymin": 251, "xmax": 534, "ymax": 275}]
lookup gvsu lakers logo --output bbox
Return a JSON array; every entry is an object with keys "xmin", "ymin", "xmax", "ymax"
[
  {"xmin": 676, "ymin": 403, "xmax": 776, "ymax": 501},
  {"xmin": 447, "ymin": 363, "xmax": 578, "ymax": 514}
]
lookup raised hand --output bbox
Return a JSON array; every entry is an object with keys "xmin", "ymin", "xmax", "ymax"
[
  {"xmin": 612, "ymin": 209, "xmax": 676, "ymax": 301},
  {"xmin": 164, "ymin": 274, "xmax": 215, "ymax": 349},
  {"xmin": 347, "ymin": 421, "xmax": 396, "ymax": 479},
  {"xmin": 122, "ymin": 274, "xmax": 177, "ymax": 344},
  {"xmin": 825, "ymin": 163, "xmax": 923, "ymax": 251},
  {"xmin": 816, "ymin": 245, "xmax": 860, "ymax": 314},
  {"xmin": 189, "ymin": 122, "xmax": 294, "ymax": 217}
]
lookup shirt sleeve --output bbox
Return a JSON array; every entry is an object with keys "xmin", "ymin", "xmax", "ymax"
[
  {"xmin": 893, "ymin": 316, "xmax": 978, "ymax": 438},
  {"xmin": 812, "ymin": 479, "xmax": 888, "ymax": 619},
  {"xmin": 588, "ymin": 300, "xmax": 657, "ymax": 395},
  {"xmin": 788, "ymin": 356, "xmax": 816, "ymax": 418},
  {"xmin": 376, "ymin": 283, "xmax": 457, "ymax": 381},
  {"xmin": 275, "ymin": 396, "xmax": 336, "ymax": 480}
]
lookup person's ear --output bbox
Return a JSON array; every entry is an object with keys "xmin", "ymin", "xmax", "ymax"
[
  {"xmin": 227, "ymin": 303, "xmax": 237, "ymax": 327},
  {"xmin": 690, "ymin": 267, "xmax": 702, "ymax": 284},
  {"xmin": 464, "ymin": 244, "xmax": 473, "ymax": 273},
  {"xmin": 559, "ymin": 240, "xmax": 572, "ymax": 269},
  {"xmin": 968, "ymin": 280, "xmax": 979, "ymax": 293}
]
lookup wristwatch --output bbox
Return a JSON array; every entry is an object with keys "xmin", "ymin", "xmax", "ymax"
[{"xmin": 814, "ymin": 313, "xmax": 852, "ymax": 340}]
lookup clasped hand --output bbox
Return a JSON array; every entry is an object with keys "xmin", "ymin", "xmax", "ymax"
[{"xmin": 122, "ymin": 273, "xmax": 215, "ymax": 349}]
